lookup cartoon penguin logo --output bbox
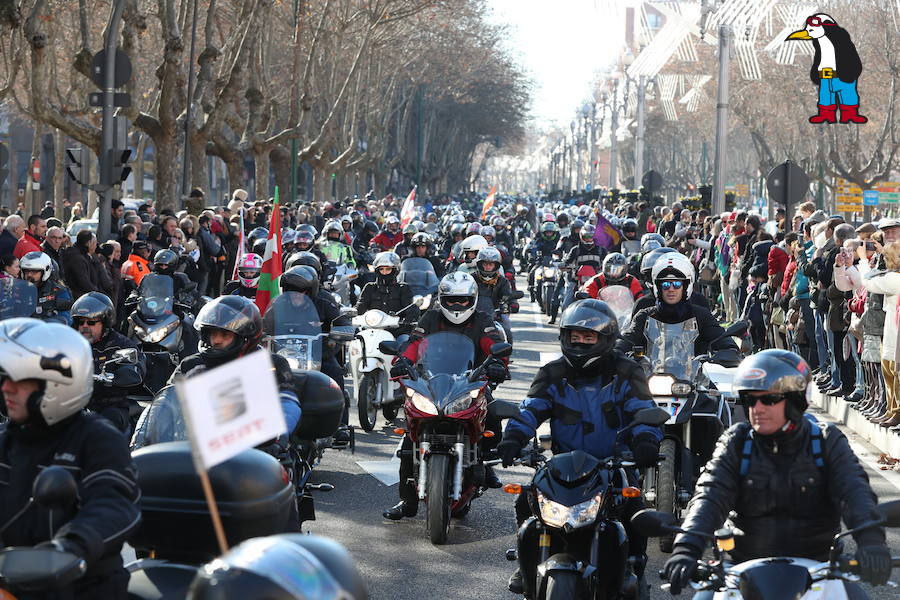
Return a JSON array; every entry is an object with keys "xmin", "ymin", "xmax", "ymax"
[{"xmin": 786, "ymin": 13, "xmax": 867, "ymax": 124}]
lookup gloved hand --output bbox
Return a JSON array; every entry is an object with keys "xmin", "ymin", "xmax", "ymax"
[
  {"xmin": 390, "ymin": 357, "xmax": 414, "ymax": 378},
  {"xmin": 496, "ymin": 438, "xmax": 523, "ymax": 468},
  {"xmin": 856, "ymin": 544, "xmax": 892, "ymax": 586},
  {"xmin": 662, "ymin": 549, "xmax": 699, "ymax": 595},
  {"xmin": 486, "ymin": 362, "xmax": 507, "ymax": 383},
  {"xmin": 631, "ymin": 433, "xmax": 661, "ymax": 469},
  {"xmin": 38, "ymin": 536, "xmax": 87, "ymax": 560}
]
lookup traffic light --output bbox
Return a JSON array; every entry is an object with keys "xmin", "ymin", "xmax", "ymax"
[
  {"xmin": 102, "ymin": 148, "xmax": 132, "ymax": 186},
  {"xmin": 65, "ymin": 148, "xmax": 84, "ymax": 185}
]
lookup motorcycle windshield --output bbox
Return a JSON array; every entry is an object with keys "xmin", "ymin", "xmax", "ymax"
[
  {"xmin": 644, "ymin": 317, "xmax": 699, "ymax": 380},
  {"xmin": 620, "ymin": 240, "xmax": 641, "ymax": 257},
  {"xmin": 130, "ymin": 386, "xmax": 188, "ymax": 448},
  {"xmin": 138, "ymin": 275, "xmax": 175, "ymax": 319},
  {"xmin": 398, "ymin": 258, "xmax": 439, "ymax": 295},
  {"xmin": 416, "ymin": 332, "xmax": 475, "ymax": 376},
  {"xmin": 263, "ymin": 292, "xmax": 323, "ymax": 370},
  {"xmin": 598, "ymin": 285, "xmax": 635, "ymax": 329},
  {"xmin": 0, "ymin": 278, "xmax": 37, "ymax": 320}
]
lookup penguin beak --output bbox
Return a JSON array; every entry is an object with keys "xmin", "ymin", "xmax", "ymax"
[{"xmin": 786, "ymin": 29, "xmax": 813, "ymax": 41}]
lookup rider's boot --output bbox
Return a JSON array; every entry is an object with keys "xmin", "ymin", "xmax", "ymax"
[
  {"xmin": 508, "ymin": 568, "xmax": 524, "ymax": 594},
  {"xmin": 484, "ymin": 464, "xmax": 502, "ymax": 488},
  {"xmin": 383, "ymin": 500, "xmax": 418, "ymax": 520}
]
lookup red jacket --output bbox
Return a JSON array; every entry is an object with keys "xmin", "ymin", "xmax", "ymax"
[
  {"xmin": 371, "ymin": 230, "xmax": 404, "ymax": 250},
  {"xmin": 582, "ymin": 273, "xmax": 645, "ymax": 300},
  {"xmin": 13, "ymin": 231, "xmax": 43, "ymax": 259},
  {"xmin": 766, "ymin": 245, "xmax": 789, "ymax": 277}
]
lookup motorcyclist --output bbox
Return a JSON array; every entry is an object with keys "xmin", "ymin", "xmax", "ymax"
[
  {"xmin": 491, "ymin": 215, "xmax": 514, "ymax": 252},
  {"xmin": 440, "ymin": 222, "xmax": 466, "ymax": 259},
  {"xmin": 383, "ymin": 272, "xmax": 508, "ymax": 520},
  {"xmin": 619, "ymin": 253, "xmax": 736, "ymax": 357},
  {"xmin": 581, "ymin": 252, "xmax": 646, "ymax": 300},
  {"xmin": 393, "ymin": 224, "xmax": 418, "ymax": 258},
  {"xmin": 72, "ymin": 291, "xmax": 146, "ymax": 433},
  {"xmin": 552, "ymin": 224, "xmax": 606, "ymax": 323},
  {"xmin": 371, "ymin": 216, "xmax": 404, "ymax": 251},
  {"xmin": 403, "ymin": 232, "xmax": 445, "ymax": 277},
  {"xmin": 172, "ymin": 295, "xmax": 301, "ymax": 437},
  {"xmin": 632, "ymin": 248, "xmax": 711, "ymax": 314},
  {"xmin": 294, "ymin": 227, "xmax": 328, "ymax": 266},
  {"xmin": 121, "ymin": 240, "xmax": 152, "ymax": 288},
  {"xmin": 276, "ymin": 265, "xmax": 353, "ymax": 444},
  {"xmin": 19, "ymin": 250, "xmax": 73, "ymax": 325},
  {"xmin": 319, "ymin": 220, "xmax": 356, "ymax": 269},
  {"xmin": 149, "ymin": 249, "xmax": 197, "ymax": 307},
  {"xmin": 497, "ymin": 299, "xmax": 662, "ymax": 594},
  {"xmin": 527, "ymin": 221, "xmax": 560, "ymax": 302},
  {"xmin": 355, "ymin": 252, "xmax": 420, "ymax": 335},
  {"xmin": 662, "ymin": 349, "xmax": 892, "ymax": 592},
  {"xmin": 454, "ymin": 234, "xmax": 487, "ymax": 274},
  {"xmin": 223, "ymin": 253, "xmax": 263, "ymax": 298},
  {"xmin": 0, "ymin": 319, "xmax": 141, "ymax": 599},
  {"xmin": 555, "ymin": 217, "xmax": 582, "ymax": 254}
]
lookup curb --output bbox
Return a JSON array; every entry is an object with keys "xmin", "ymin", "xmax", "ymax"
[{"xmin": 810, "ymin": 389, "xmax": 900, "ymax": 458}]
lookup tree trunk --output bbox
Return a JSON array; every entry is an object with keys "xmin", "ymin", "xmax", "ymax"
[
  {"xmin": 313, "ymin": 165, "xmax": 329, "ymax": 204},
  {"xmin": 25, "ymin": 125, "xmax": 41, "ymax": 216},
  {"xmin": 53, "ymin": 129, "xmax": 65, "ymax": 220},
  {"xmin": 134, "ymin": 136, "xmax": 146, "ymax": 200},
  {"xmin": 254, "ymin": 151, "xmax": 270, "ymax": 201},
  {"xmin": 190, "ymin": 137, "xmax": 207, "ymax": 195},
  {"xmin": 155, "ymin": 138, "xmax": 180, "ymax": 212},
  {"xmin": 226, "ymin": 154, "xmax": 244, "ymax": 194},
  {"xmin": 373, "ymin": 169, "xmax": 385, "ymax": 198},
  {"xmin": 271, "ymin": 146, "xmax": 291, "ymax": 203}
]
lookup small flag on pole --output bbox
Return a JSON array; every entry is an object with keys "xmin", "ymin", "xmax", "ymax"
[
  {"xmin": 480, "ymin": 185, "xmax": 497, "ymax": 220},
  {"xmin": 400, "ymin": 186, "xmax": 417, "ymax": 228},
  {"xmin": 231, "ymin": 207, "xmax": 246, "ymax": 281},
  {"xmin": 594, "ymin": 213, "xmax": 622, "ymax": 249},
  {"xmin": 255, "ymin": 188, "xmax": 282, "ymax": 314}
]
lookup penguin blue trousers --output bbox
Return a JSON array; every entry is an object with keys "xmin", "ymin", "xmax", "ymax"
[{"xmin": 818, "ymin": 77, "xmax": 860, "ymax": 105}]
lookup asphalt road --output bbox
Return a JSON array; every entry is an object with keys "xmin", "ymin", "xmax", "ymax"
[{"xmin": 304, "ymin": 278, "xmax": 900, "ymax": 600}]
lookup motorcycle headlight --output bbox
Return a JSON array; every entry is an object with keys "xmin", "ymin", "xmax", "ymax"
[
  {"xmin": 145, "ymin": 320, "xmax": 179, "ymax": 344},
  {"xmin": 648, "ymin": 375, "xmax": 676, "ymax": 396},
  {"xmin": 671, "ymin": 382, "xmax": 693, "ymax": 396},
  {"xmin": 445, "ymin": 390, "xmax": 478, "ymax": 415},
  {"xmin": 284, "ymin": 356, "xmax": 301, "ymax": 370},
  {"xmin": 537, "ymin": 492, "xmax": 602, "ymax": 529},
  {"xmin": 409, "ymin": 391, "xmax": 438, "ymax": 415},
  {"xmin": 364, "ymin": 311, "xmax": 385, "ymax": 328},
  {"xmin": 543, "ymin": 267, "xmax": 556, "ymax": 278},
  {"xmin": 535, "ymin": 271, "xmax": 543, "ymax": 281}
]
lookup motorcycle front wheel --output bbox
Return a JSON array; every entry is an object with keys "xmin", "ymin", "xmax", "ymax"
[
  {"xmin": 656, "ymin": 438, "xmax": 678, "ymax": 553},
  {"xmin": 544, "ymin": 570, "xmax": 581, "ymax": 600},
  {"xmin": 357, "ymin": 370, "xmax": 381, "ymax": 432},
  {"xmin": 425, "ymin": 453, "xmax": 452, "ymax": 545}
]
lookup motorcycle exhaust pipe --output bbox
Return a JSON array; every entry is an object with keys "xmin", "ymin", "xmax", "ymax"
[
  {"xmin": 452, "ymin": 442, "xmax": 464, "ymax": 500},
  {"xmin": 417, "ymin": 442, "xmax": 430, "ymax": 500}
]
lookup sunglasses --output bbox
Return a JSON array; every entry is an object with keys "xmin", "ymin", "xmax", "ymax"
[
  {"xmin": 74, "ymin": 318, "xmax": 102, "ymax": 327},
  {"xmin": 805, "ymin": 16, "xmax": 834, "ymax": 27},
  {"xmin": 659, "ymin": 281, "xmax": 684, "ymax": 290},
  {"xmin": 442, "ymin": 296, "xmax": 471, "ymax": 307},
  {"xmin": 739, "ymin": 393, "xmax": 786, "ymax": 408}
]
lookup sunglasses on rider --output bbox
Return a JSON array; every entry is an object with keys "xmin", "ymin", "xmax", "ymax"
[
  {"xmin": 659, "ymin": 280, "xmax": 684, "ymax": 291},
  {"xmin": 806, "ymin": 16, "xmax": 834, "ymax": 27},
  {"xmin": 738, "ymin": 393, "xmax": 786, "ymax": 408},
  {"xmin": 74, "ymin": 318, "xmax": 102, "ymax": 327}
]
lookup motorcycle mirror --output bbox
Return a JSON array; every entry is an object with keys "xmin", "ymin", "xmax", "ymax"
[
  {"xmin": 412, "ymin": 295, "xmax": 424, "ymax": 307},
  {"xmin": 876, "ymin": 499, "xmax": 900, "ymax": 527},
  {"xmin": 715, "ymin": 320, "xmax": 750, "ymax": 343},
  {"xmin": 490, "ymin": 342, "xmax": 513, "ymax": 359},
  {"xmin": 329, "ymin": 330, "xmax": 355, "ymax": 343},
  {"xmin": 488, "ymin": 399, "xmax": 520, "ymax": 420},
  {"xmin": 574, "ymin": 291, "xmax": 590, "ymax": 301},
  {"xmin": 630, "ymin": 509, "xmax": 679, "ymax": 538},
  {"xmin": 114, "ymin": 348, "xmax": 138, "ymax": 364},
  {"xmin": 632, "ymin": 407, "xmax": 670, "ymax": 427},
  {"xmin": 32, "ymin": 466, "xmax": 78, "ymax": 511},
  {"xmin": 511, "ymin": 290, "xmax": 525, "ymax": 300},
  {"xmin": 379, "ymin": 340, "xmax": 400, "ymax": 355},
  {"xmin": 340, "ymin": 307, "xmax": 358, "ymax": 318}
]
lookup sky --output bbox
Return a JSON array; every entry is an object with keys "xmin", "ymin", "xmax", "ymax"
[{"xmin": 485, "ymin": 0, "xmax": 628, "ymax": 127}]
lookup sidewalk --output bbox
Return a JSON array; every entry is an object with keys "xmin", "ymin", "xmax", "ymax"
[{"xmin": 810, "ymin": 389, "xmax": 900, "ymax": 459}]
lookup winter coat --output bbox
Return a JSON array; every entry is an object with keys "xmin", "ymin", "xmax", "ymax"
[{"xmin": 860, "ymin": 260, "xmax": 900, "ymax": 362}]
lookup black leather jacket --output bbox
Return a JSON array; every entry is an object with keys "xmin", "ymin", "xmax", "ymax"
[
  {"xmin": 355, "ymin": 280, "xmax": 419, "ymax": 327},
  {"xmin": 88, "ymin": 329, "xmax": 147, "ymax": 407},
  {"xmin": 675, "ymin": 418, "xmax": 885, "ymax": 562}
]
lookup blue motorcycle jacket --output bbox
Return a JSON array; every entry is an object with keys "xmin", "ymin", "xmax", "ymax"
[{"xmin": 504, "ymin": 353, "xmax": 662, "ymax": 457}]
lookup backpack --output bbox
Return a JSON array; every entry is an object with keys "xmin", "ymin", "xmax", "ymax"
[{"xmin": 738, "ymin": 413, "xmax": 825, "ymax": 476}]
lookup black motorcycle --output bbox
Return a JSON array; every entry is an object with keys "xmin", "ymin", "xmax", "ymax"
[
  {"xmin": 494, "ymin": 404, "xmax": 670, "ymax": 600},
  {"xmin": 632, "ymin": 503, "xmax": 900, "ymax": 600}
]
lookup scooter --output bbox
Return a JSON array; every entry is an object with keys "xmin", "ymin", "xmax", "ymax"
[
  {"xmin": 349, "ymin": 295, "xmax": 429, "ymax": 431},
  {"xmin": 381, "ymin": 333, "xmax": 512, "ymax": 545},
  {"xmin": 494, "ymin": 404, "xmax": 671, "ymax": 600},
  {"xmin": 632, "ymin": 502, "xmax": 900, "ymax": 600}
]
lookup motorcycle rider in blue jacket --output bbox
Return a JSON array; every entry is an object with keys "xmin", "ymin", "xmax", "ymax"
[{"xmin": 498, "ymin": 299, "xmax": 662, "ymax": 595}]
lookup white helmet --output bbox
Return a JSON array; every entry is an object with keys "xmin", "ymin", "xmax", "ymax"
[
  {"xmin": 459, "ymin": 235, "xmax": 488, "ymax": 267},
  {"xmin": 651, "ymin": 252, "xmax": 696, "ymax": 297},
  {"xmin": 437, "ymin": 272, "xmax": 478, "ymax": 324},
  {"xmin": 0, "ymin": 318, "xmax": 93, "ymax": 426},
  {"xmin": 20, "ymin": 251, "xmax": 53, "ymax": 282},
  {"xmin": 480, "ymin": 226, "xmax": 496, "ymax": 241}
]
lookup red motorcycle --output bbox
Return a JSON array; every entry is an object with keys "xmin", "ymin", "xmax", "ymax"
[{"xmin": 384, "ymin": 331, "xmax": 511, "ymax": 544}]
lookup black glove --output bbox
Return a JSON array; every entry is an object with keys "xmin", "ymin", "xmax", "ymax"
[
  {"xmin": 496, "ymin": 438, "xmax": 523, "ymax": 468},
  {"xmin": 390, "ymin": 357, "xmax": 414, "ymax": 378},
  {"xmin": 486, "ymin": 362, "xmax": 507, "ymax": 383},
  {"xmin": 662, "ymin": 550, "xmax": 699, "ymax": 595},
  {"xmin": 856, "ymin": 544, "xmax": 892, "ymax": 586},
  {"xmin": 631, "ymin": 433, "xmax": 661, "ymax": 469},
  {"xmin": 38, "ymin": 536, "xmax": 88, "ymax": 560}
]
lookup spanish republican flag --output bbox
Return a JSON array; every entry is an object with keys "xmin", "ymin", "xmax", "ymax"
[
  {"xmin": 480, "ymin": 185, "xmax": 497, "ymax": 220},
  {"xmin": 255, "ymin": 187, "xmax": 282, "ymax": 314}
]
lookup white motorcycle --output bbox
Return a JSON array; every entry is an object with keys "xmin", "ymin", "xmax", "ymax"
[{"xmin": 349, "ymin": 295, "xmax": 429, "ymax": 431}]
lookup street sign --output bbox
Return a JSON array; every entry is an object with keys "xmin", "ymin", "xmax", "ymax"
[
  {"xmin": 90, "ymin": 48, "xmax": 132, "ymax": 88},
  {"xmin": 863, "ymin": 190, "xmax": 880, "ymax": 206},
  {"xmin": 766, "ymin": 161, "xmax": 810, "ymax": 207}
]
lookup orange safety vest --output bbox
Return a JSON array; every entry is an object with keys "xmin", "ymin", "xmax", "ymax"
[{"xmin": 122, "ymin": 254, "xmax": 151, "ymax": 286}]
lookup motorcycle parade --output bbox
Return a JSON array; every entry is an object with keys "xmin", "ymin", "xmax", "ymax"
[{"xmin": 0, "ymin": 1, "xmax": 899, "ymax": 599}]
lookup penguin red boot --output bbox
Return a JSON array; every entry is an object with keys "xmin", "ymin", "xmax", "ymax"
[
  {"xmin": 839, "ymin": 105, "xmax": 868, "ymax": 123},
  {"xmin": 809, "ymin": 104, "xmax": 838, "ymax": 123}
]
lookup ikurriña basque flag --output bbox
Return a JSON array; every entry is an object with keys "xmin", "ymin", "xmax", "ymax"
[{"xmin": 255, "ymin": 188, "xmax": 282, "ymax": 315}]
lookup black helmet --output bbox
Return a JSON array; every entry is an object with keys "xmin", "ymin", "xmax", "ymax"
[
  {"xmin": 252, "ymin": 238, "xmax": 267, "ymax": 258},
  {"xmin": 362, "ymin": 220, "xmax": 379, "ymax": 238},
  {"xmin": 640, "ymin": 247, "xmax": 677, "ymax": 278},
  {"xmin": 558, "ymin": 299, "xmax": 619, "ymax": 369},
  {"xmin": 295, "ymin": 230, "xmax": 315, "ymax": 250},
  {"xmin": 602, "ymin": 252, "xmax": 628, "ymax": 282},
  {"xmin": 733, "ymin": 349, "xmax": 811, "ymax": 419},
  {"xmin": 71, "ymin": 291, "xmax": 116, "ymax": 330},
  {"xmin": 621, "ymin": 218, "xmax": 638, "ymax": 236},
  {"xmin": 194, "ymin": 295, "xmax": 263, "ymax": 363},
  {"xmin": 187, "ymin": 534, "xmax": 368, "ymax": 600},
  {"xmin": 281, "ymin": 265, "xmax": 320, "ymax": 296},
  {"xmin": 247, "ymin": 227, "xmax": 269, "ymax": 249},
  {"xmin": 285, "ymin": 251, "xmax": 322, "ymax": 276},
  {"xmin": 153, "ymin": 249, "xmax": 179, "ymax": 275},
  {"xmin": 410, "ymin": 232, "xmax": 430, "ymax": 248}
]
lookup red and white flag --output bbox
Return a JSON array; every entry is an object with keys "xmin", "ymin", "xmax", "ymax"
[
  {"xmin": 400, "ymin": 186, "xmax": 417, "ymax": 228},
  {"xmin": 480, "ymin": 185, "xmax": 497, "ymax": 220}
]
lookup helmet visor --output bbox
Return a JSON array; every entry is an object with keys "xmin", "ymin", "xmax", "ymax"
[
  {"xmin": 196, "ymin": 301, "xmax": 258, "ymax": 335},
  {"xmin": 441, "ymin": 296, "xmax": 474, "ymax": 311}
]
